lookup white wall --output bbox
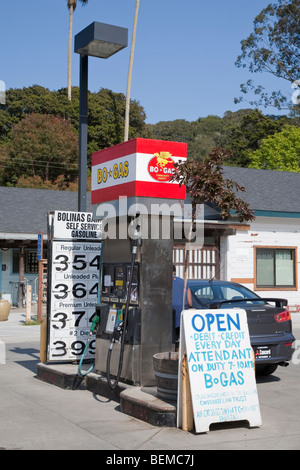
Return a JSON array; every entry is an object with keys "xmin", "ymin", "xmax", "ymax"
[
  {"xmin": 0, "ymin": 248, "xmax": 38, "ymax": 306},
  {"xmin": 220, "ymin": 216, "xmax": 300, "ymax": 307}
]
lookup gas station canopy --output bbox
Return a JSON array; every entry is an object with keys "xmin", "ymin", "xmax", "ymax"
[{"xmin": 91, "ymin": 138, "xmax": 187, "ymax": 206}]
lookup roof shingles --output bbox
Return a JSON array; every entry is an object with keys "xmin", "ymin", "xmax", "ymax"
[
  {"xmin": 0, "ymin": 166, "xmax": 299, "ymax": 235},
  {"xmin": 0, "ymin": 187, "xmax": 91, "ymax": 234}
]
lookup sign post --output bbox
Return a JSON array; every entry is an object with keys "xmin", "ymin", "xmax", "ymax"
[
  {"xmin": 46, "ymin": 211, "xmax": 102, "ymax": 362},
  {"xmin": 177, "ymin": 309, "xmax": 262, "ymax": 433},
  {"xmin": 37, "ymin": 232, "xmax": 43, "ymax": 260}
]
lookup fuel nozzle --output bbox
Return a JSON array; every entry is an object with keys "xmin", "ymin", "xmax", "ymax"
[
  {"xmin": 86, "ymin": 314, "xmax": 100, "ymax": 343},
  {"xmin": 112, "ymin": 320, "xmax": 124, "ymax": 342},
  {"xmin": 91, "ymin": 315, "xmax": 100, "ymax": 333}
]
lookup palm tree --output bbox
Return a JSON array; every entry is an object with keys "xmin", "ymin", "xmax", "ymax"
[
  {"xmin": 67, "ymin": 0, "xmax": 88, "ymax": 101},
  {"xmin": 124, "ymin": 0, "xmax": 140, "ymax": 141}
]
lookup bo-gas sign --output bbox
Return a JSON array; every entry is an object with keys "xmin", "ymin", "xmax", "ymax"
[{"xmin": 177, "ymin": 309, "xmax": 262, "ymax": 433}]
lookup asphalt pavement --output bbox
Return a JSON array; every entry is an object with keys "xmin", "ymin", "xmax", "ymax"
[{"xmin": 0, "ymin": 304, "xmax": 300, "ymax": 451}]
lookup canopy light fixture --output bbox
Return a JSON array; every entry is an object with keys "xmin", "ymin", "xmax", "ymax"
[{"xmin": 75, "ymin": 21, "xmax": 128, "ymax": 59}]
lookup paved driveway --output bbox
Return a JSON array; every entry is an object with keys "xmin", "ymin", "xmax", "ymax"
[{"xmin": 0, "ymin": 309, "xmax": 299, "ymax": 450}]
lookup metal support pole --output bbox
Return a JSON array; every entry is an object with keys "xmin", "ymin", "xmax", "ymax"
[
  {"xmin": 78, "ymin": 54, "xmax": 88, "ymax": 212},
  {"xmin": 18, "ymin": 246, "xmax": 25, "ymax": 308}
]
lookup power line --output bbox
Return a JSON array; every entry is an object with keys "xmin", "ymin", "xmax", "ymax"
[{"xmin": 0, "ymin": 156, "xmax": 78, "ymax": 171}]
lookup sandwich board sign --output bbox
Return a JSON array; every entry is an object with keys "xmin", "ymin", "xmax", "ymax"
[{"xmin": 177, "ymin": 309, "xmax": 262, "ymax": 433}]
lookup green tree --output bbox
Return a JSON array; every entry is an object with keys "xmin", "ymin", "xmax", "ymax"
[
  {"xmin": 87, "ymin": 88, "xmax": 149, "ymax": 156},
  {"xmin": 0, "ymin": 85, "xmax": 59, "ymax": 140},
  {"xmin": 171, "ymin": 148, "xmax": 255, "ymax": 309},
  {"xmin": 249, "ymin": 125, "xmax": 300, "ymax": 171},
  {"xmin": 235, "ymin": 0, "xmax": 300, "ymax": 114},
  {"xmin": 149, "ymin": 116, "xmax": 230, "ymax": 160},
  {"xmin": 191, "ymin": 115, "xmax": 231, "ymax": 159},
  {"xmin": 225, "ymin": 109, "xmax": 292, "ymax": 166},
  {"xmin": 172, "ymin": 148, "xmax": 255, "ymax": 222},
  {"xmin": 0, "ymin": 85, "xmax": 148, "ymax": 163},
  {"xmin": 67, "ymin": 0, "xmax": 88, "ymax": 101},
  {"xmin": 148, "ymin": 119, "xmax": 194, "ymax": 144},
  {"xmin": 1, "ymin": 114, "xmax": 78, "ymax": 186}
]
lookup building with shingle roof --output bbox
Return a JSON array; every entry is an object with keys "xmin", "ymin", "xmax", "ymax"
[
  {"xmin": 0, "ymin": 188, "xmax": 92, "ymax": 305},
  {"xmin": 0, "ymin": 187, "xmax": 92, "ymax": 243},
  {"xmin": 222, "ymin": 166, "xmax": 300, "ymax": 217},
  {"xmin": 1, "ymin": 166, "xmax": 300, "ymax": 307}
]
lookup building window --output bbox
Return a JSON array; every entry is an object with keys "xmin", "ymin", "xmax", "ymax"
[
  {"xmin": 255, "ymin": 247, "xmax": 296, "ymax": 289},
  {"xmin": 12, "ymin": 249, "xmax": 40, "ymax": 274}
]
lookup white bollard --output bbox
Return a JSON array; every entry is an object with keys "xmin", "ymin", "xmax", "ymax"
[{"xmin": 0, "ymin": 340, "xmax": 6, "ymax": 364}]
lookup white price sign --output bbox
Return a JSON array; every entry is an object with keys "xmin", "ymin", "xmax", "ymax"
[
  {"xmin": 53, "ymin": 211, "xmax": 102, "ymax": 240},
  {"xmin": 48, "ymin": 241, "xmax": 101, "ymax": 361}
]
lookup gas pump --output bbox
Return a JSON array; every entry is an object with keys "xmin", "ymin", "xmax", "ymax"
[
  {"xmin": 91, "ymin": 138, "xmax": 188, "ymax": 388},
  {"xmin": 94, "ymin": 216, "xmax": 175, "ymax": 388},
  {"xmin": 96, "ymin": 236, "xmax": 140, "ymax": 389}
]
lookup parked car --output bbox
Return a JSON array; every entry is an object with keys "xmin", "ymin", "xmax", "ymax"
[{"xmin": 187, "ymin": 280, "xmax": 295, "ymax": 376}]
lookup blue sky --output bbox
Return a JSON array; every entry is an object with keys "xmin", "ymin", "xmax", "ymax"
[{"xmin": 0, "ymin": 0, "xmax": 292, "ymax": 124}]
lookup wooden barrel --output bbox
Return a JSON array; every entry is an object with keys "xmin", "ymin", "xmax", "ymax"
[{"xmin": 153, "ymin": 352, "xmax": 179, "ymax": 401}]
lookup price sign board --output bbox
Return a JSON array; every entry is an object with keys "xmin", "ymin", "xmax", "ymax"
[
  {"xmin": 46, "ymin": 211, "xmax": 102, "ymax": 362},
  {"xmin": 177, "ymin": 309, "xmax": 262, "ymax": 433}
]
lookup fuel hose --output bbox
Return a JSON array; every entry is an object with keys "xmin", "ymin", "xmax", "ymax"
[
  {"xmin": 77, "ymin": 242, "xmax": 103, "ymax": 377},
  {"xmin": 77, "ymin": 314, "xmax": 99, "ymax": 376}
]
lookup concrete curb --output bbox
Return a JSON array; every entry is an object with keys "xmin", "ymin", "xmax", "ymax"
[
  {"xmin": 120, "ymin": 387, "xmax": 177, "ymax": 427},
  {"xmin": 36, "ymin": 362, "xmax": 178, "ymax": 427}
]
